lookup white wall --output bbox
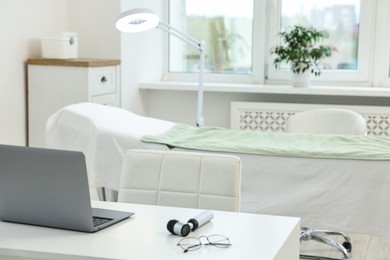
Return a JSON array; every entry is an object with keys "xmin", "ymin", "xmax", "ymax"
[
  {"xmin": 68, "ymin": 0, "xmax": 120, "ymax": 59},
  {"xmin": 0, "ymin": 0, "xmax": 69, "ymax": 145},
  {"xmin": 119, "ymin": 0, "xmax": 166, "ymax": 115}
]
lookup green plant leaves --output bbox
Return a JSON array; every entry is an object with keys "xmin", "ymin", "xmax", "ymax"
[{"xmin": 270, "ymin": 25, "xmax": 333, "ymax": 76}]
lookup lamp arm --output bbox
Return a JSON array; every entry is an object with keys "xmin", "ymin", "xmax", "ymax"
[{"xmin": 157, "ymin": 22, "xmax": 203, "ymax": 52}]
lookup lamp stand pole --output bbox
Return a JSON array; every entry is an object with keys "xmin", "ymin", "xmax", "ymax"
[
  {"xmin": 157, "ymin": 23, "xmax": 206, "ymax": 127},
  {"xmin": 196, "ymin": 41, "xmax": 205, "ymax": 127}
]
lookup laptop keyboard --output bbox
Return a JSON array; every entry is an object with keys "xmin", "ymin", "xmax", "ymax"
[{"xmin": 93, "ymin": 216, "xmax": 113, "ymax": 227}]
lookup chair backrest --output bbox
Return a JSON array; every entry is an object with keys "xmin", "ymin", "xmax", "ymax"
[
  {"xmin": 285, "ymin": 108, "xmax": 367, "ymax": 135},
  {"xmin": 118, "ymin": 149, "xmax": 242, "ymax": 212}
]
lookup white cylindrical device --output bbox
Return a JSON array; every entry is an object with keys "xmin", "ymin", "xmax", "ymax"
[{"xmin": 187, "ymin": 210, "xmax": 214, "ymax": 231}]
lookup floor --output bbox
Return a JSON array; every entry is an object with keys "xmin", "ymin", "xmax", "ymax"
[{"xmin": 300, "ymin": 232, "xmax": 390, "ymax": 260}]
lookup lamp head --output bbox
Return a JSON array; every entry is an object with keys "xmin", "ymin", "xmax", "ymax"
[{"xmin": 116, "ymin": 8, "xmax": 160, "ymax": 33}]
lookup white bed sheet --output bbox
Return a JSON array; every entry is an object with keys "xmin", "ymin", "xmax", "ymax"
[
  {"xmin": 46, "ymin": 103, "xmax": 390, "ymax": 238},
  {"xmin": 242, "ymin": 154, "xmax": 390, "ymax": 238},
  {"xmin": 46, "ymin": 103, "xmax": 175, "ymax": 190},
  {"xmin": 174, "ymin": 148, "xmax": 390, "ymax": 238}
]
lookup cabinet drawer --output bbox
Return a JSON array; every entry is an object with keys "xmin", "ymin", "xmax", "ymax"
[
  {"xmin": 89, "ymin": 66, "xmax": 117, "ymax": 96},
  {"xmin": 91, "ymin": 93, "xmax": 118, "ymax": 106}
]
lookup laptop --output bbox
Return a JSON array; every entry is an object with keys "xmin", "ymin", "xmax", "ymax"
[{"xmin": 0, "ymin": 144, "xmax": 133, "ymax": 232}]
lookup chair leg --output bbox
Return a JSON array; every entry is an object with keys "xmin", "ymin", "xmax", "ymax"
[
  {"xmin": 300, "ymin": 255, "xmax": 348, "ymax": 260},
  {"xmin": 309, "ymin": 229, "xmax": 352, "ymax": 252},
  {"xmin": 300, "ymin": 227, "xmax": 352, "ymax": 259}
]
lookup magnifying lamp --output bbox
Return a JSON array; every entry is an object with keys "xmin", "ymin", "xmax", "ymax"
[{"xmin": 116, "ymin": 8, "xmax": 206, "ymax": 127}]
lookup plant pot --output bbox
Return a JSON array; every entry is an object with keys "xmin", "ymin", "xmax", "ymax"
[{"xmin": 291, "ymin": 69, "xmax": 312, "ymax": 87}]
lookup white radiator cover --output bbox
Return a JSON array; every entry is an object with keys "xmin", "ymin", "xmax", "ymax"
[{"xmin": 231, "ymin": 102, "xmax": 390, "ymax": 136}]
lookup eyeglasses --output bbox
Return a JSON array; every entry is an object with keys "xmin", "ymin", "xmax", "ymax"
[{"xmin": 177, "ymin": 234, "xmax": 231, "ymax": 253}]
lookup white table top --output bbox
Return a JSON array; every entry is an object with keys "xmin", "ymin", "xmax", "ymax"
[{"xmin": 0, "ymin": 201, "xmax": 300, "ymax": 260}]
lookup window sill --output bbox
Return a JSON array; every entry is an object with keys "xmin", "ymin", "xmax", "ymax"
[{"xmin": 139, "ymin": 81, "xmax": 390, "ymax": 98}]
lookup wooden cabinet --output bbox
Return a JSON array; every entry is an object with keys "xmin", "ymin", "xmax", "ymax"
[{"xmin": 27, "ymin": 58, "xmax": 120, "ymax": 147}]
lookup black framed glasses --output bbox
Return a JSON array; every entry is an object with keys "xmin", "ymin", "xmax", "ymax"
[{"xmin": 177, "ymin": 234, "xmax": 231, "ymax": 253}]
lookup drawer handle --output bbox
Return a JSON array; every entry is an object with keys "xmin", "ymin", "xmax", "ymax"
[{"xmin": 101, "ymin": 76, "xmax": 108, "ymax": 83}]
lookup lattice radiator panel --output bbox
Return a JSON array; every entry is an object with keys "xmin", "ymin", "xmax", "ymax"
[{"xmin": 231, "ymin": 102, "xmax": 390, "ymax": 136}]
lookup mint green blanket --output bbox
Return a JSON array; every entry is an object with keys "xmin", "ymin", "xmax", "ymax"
[{"xmin": 141, "ymin": 123, "xmax": 390, "ymax": 160}]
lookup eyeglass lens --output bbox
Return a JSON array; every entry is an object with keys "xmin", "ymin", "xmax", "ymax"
[
  {"xmin": 178, "ymin": 237, "xmax": 202, "ymax": 252},
  {"xmin": 178, "ymin": 234, "xmax": 231, "ymax": 253},
  {"xmin": 207, "ymin": 234, "xmax": 231, "ymax": 248}
]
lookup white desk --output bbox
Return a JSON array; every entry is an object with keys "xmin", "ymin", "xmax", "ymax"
[{"xmin": 0, "ymin": 201, "xmax": 300, "ymax": 260}]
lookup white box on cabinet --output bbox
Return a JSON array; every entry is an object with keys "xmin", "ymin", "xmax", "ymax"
[{"xmin": 41, "ymin": 32, "xmax": 78, "ymax": 59}]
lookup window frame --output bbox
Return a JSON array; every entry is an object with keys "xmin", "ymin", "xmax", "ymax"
[
  {"xmin": 372, "ymin": 0, "xmax": 390, "ymax": 86},
  {"xmin": 266, "ymin": 0, "xmax": 375, "ymax": 85},
  {"xmin": 164, "ymin": 0, "xmax": 390, "ymax": 88}
]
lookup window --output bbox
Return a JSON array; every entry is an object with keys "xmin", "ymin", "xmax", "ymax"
[
  {"xmin": 169, "ymin": 0, "xmax": 254, "ymax": 75},
  {"xmin": 267, "ymin": 0, "xmax": 375, "ymax": 84},
  {"xmin": 280, "ymin": 0, "xmax": 360, "ymax": 70},
  {"xmin": 167, "ymin": 0, "xmax": 390, "ymax": 87}
]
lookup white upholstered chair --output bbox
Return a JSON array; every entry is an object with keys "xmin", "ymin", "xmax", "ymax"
[
  {"xmin": 118, "ymin": 149, "xmax": 242, "ymax": 212},
  {"xmin": 286, "ymin": 108, "xmax": 367, "ymax": 135},
  {"xmin": 286, "ymin": 108, "xmax": 366, "ymax": 259}
]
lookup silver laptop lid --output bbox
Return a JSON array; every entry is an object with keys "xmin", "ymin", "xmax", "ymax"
[{"xmin": 0, "ymin": 145, "xmax": 95, "ymax": 231}]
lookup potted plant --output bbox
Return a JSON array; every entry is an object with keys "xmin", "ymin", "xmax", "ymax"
[{"xmin": 271, "ymin": 25, "xmax": 333, "ymax": 87}]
